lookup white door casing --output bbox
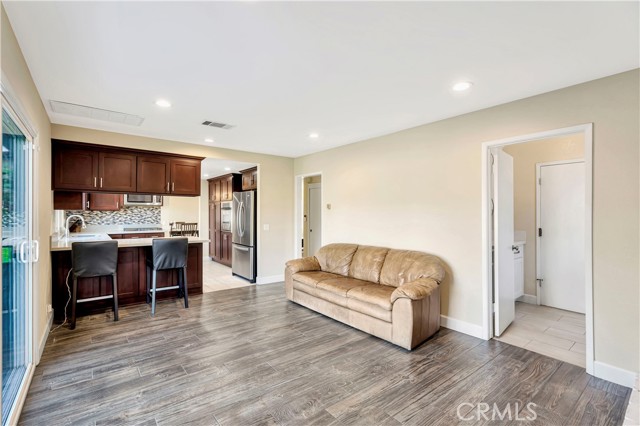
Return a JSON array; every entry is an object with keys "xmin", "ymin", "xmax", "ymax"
[
  {"xmin": 537, "ymin": 161, "xmax": 586, "ymax": 313},
  {"xmin": 307, "ymin": 183, "xmax": 322, "ymax": 256},
  {"xmin": 493, "ymin": 148, "xmax": 515, "ymax": 337}
]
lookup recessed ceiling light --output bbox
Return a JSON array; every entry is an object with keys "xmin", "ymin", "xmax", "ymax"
[
  {"xmin": 204, "ymin": 138, "xmax": 214, "ymax": 143},
  {"xmin": 224, "ymin": 167, "xmax": 231, "ymax": 171},
  {"xmin": 451, "ymin": 81, "xmax": 473, "ymax": 92},
  {"xmin": 309, "ymin": 133, "xmax": 320, "ymax": 139},
  {"xmin": 154, "ymin": 99, "xmax": 172, "ymax": 108}
]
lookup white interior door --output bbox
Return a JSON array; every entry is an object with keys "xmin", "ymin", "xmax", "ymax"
[
  {"xmin": 493, "ymin": 149, "xmax": 515, "ymax": 336},
  {"xmin": 538, "ymin": 161, "xmax": 585, "ymax": 313},
  {"xmin": 307, "ymin": 184, "xmax": 322, "ymax": 256}
]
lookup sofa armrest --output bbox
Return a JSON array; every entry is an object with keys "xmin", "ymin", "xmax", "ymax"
[
  {"xmin": 285, "ymin": 256, "xmax": 321, "ymax": 274},
  {"xmin": 391, "ymin": 278, "xmax": 439, "ymax": 304}
]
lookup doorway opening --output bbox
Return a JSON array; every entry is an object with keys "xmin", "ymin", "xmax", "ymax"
[
  {"xmin": 199, "ymin": 158, "xmax": 258, "ymax": 292},
  {"xmin": 481, "ymin": 124, "xmax": 593, "ymax": 373},
  {"xmin": 294, "ymin": 173, "xmax": 322, "ymax": 258}
]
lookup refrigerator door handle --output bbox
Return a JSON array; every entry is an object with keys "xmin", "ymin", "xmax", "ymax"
[
  {"xmin": 239, "ymin": 202, "xmax": 246, "ymax": 237},
  {"xmin": 234, "ymin": 245, "xmax": 249, "ymax": 252}
]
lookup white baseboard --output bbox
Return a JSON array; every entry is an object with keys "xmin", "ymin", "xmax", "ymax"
[
  {"xmin": 593, "ymin": 361, "xmax": 638, "ymax": 388},
  {"xmin": 516, "ymin": 294, "xmax": 537, "ymax": 305},
  {"xmin": 256, "ymin": 274, "xmax": 284, "ymax": 285},
  {"xmin": 37, "ymin": 311, "xmax": 53, "ymax": 364},
  {"xmin": 440, "ymin": 315, "xmax": 484, "ymax": 339}
]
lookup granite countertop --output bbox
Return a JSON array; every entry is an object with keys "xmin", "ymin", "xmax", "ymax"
[{"xmin": 50, "ymin": 234, "xmax": 208, "ymax": 252}]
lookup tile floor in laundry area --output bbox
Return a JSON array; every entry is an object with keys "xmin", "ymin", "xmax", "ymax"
[
  {"xmin": 494, "ymin": 301, "xmax": 586, "ymax": 368},
  {"xmin": 202, "ymin": 258, "xmax": 254, "ymax": 293}
]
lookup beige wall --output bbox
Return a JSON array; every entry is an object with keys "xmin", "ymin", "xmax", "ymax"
[
  {"xmin": 503, "ymin": 134, "xmax": 585, "ymax": 297},
  {"xmin": 52, "ymin": 124, "xmax": 295, "ymax": 282},
  {"xmin": 2, "ymin": 6, "xmax": 53, "ymax": 358},
  {"xmin": 161, "ymin": 196, "xmax": 200, "ymax": 229},
  {"xmin": 294, "ymin": 70, "xmax": 640, "ymax": 374}
]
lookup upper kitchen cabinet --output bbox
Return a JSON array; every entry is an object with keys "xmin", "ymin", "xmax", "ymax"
[
  {"xmin": 137, "ymin": 156, "xmax": 170, "ymax": 194},
  {"xmin": 241, "ymin": 167, "xmax": 258, "ymax": 191},
  {"xmin": 88, "ymin": 193, "xmax": 123, "ymax": 211},
  {"xmin": 169, "ymin": 158, "xmax": 201, "ymax": 196},
  {"xmin": 52, "ymin": 140, "xmax": 203, "ymax": 196},
  {"xmin": 53, "ymin": 146, "xmax": 99, "ymax": 190},
  {"xmin": 99, "ymin": 152, "xmax": 136, "ymax": 192}
]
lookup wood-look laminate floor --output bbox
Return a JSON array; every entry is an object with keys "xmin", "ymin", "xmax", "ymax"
[{"xmin": 21, "ymin": 283, "xmax": 630, "ymax": 425}]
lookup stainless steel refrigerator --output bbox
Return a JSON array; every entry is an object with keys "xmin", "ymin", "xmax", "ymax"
[{"xmin": 232, "ymin": 191, "xmax": 256, "ymax": 282}]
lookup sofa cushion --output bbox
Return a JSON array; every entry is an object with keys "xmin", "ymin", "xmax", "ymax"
[
  {"xmin": 293, "ymin": 280, "xmax": 349, "ymax": 307},
  {"xmin": 315, "ymin": 243, "xmax": 359, "ymax": 276},
  {"xmin": 348, "ymin": 245, "xmax": 390, "ymax": 283},
  {"xmin": 317, "ymin": 277, "xmax": 371, "ymax": 296},
  {"xmin": 293, "ymin": 271, "xmax": 342, "ymax": 288},
  {"xmin": 346, "ymin": 298, "xmax": 392, "ymax": 322},
  {"xmin": 347, "ymin": 284, "xmax": 394, "ymax": 311},
  {"xmin": 379, "ymin": 249, "xmax": 445, "ymax": 287}
]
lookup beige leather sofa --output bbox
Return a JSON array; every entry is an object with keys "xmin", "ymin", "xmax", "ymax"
[{"xmin": 285, "ymin": 243, "xmax": 445, "ymax": 350}]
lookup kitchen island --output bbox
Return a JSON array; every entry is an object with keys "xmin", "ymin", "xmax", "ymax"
[{"xmin": 51, "ymin": 235, "xmax": 208, "ymax": 320}]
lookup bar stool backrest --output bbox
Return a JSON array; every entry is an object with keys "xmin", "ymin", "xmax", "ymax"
[
  {"xmin": 151, "ymin": 238, "xmax": 188, "ymax": 270},
  {"xmin": 71, "ymin": 241, "xmax": 119, "ymax": 278}
]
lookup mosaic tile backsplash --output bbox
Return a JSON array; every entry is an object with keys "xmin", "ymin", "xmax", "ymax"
[{"xmin": 65, "ymin": 206, "xmax": 161, "ymax": 225}]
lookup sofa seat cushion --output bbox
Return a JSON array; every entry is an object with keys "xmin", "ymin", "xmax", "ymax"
[
  {"xmin": 317, "ymin": 277, "xmax": 372, "ymax": 296},
  {"xmin": 346, "ymin": 284, "xmax": 394, "ymax": 311},
  {"xmin": 293, "ymin": 280, "xmax": 348, "ymax": 307},
  {"xmin": 293, "ymin": 271, "xmax": 342, "ymax": 288}
]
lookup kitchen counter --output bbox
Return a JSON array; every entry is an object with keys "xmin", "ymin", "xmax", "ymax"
[
  {"xmin": 50, "ymin": 234, "xmax": 208, "ymax": 251},
  {"xmin": 50, "ymin": 234, "xmax": 207, "ymax": 320}
]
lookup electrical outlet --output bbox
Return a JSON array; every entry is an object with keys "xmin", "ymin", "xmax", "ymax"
[{"xmin": 46, "ymin": 304, "xmax": 53, "ymax": 313}]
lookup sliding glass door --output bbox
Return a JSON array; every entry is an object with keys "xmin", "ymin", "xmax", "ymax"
[{"xmin": 1, "ymin": 104, "xmax": 34, "ymax": 425}]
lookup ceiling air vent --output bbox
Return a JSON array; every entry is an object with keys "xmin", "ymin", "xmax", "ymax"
[
  {"xmin": 202, "ymin": 120, "xmax": 235, "ymax": 130},
  {"xmin": 49, "ymin": 100, "xmax": 145, "ymax": 126}
]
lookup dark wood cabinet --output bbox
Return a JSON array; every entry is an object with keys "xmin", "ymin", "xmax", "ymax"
[
  {"xmin": 207, "ymin": 174, "xmax": 241, "ymax": 265},
  {"xmin": 137, "ymin": 156, "xmax": 170, "ymax": 194},
  {"xmin": 88, "ymin": 193, "xmax": 123, "ymax": 211},
  {"xmin": 241, "ymin": 167, "xmax": 258, "ymax": 190},
  {"xmin": 52, "ymin": 140, "xmax": 203, "ymax": 196},
  {"xmin": 170, "ymin": 158, "xmax": 201, "ymax": 196},
  {"xmin": 53, "ymin": 191, "xmax": 88, "ymax": 210},
  {"xmin": 220, "ymin": 232, "xmax": 232, "ymax": 265},
  {"xmin": 99, "ymin": 152, "xmax": 136, "ymax": 192},
  {"xmin": 53, "ymin": 146, "xmax": 99, "ymax": 190},
  {"xmin": 109, "ymin": 232, "xmax": 165, "ymax": 240}
]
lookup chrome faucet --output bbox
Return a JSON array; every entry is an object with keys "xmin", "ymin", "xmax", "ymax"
[{"xmin": 65, "ymin": 214, "xmax": 86, "ymax": 239}]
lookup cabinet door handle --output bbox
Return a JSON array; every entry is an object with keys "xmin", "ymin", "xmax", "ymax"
[
  {"xmin": 166, "ymin": 182, "xmax": 169, "ymax": 192},
  {"xmin": 116, "ymin": 201, "xmax": 119, "ymax": 209},
  {"xmin": 100, "ymin": 177, "xmax": 103, "ymax": 188},
  {"xmin": 172, "ymin": 182, "xmax": 175, "ymax": 192},
  {"xmin": 94, "ymin": 177, "xmax": 97, "ymax": 187},
  {"xmin": 86, "ymin": 201, "xmax": 90, "ymax": 209}
]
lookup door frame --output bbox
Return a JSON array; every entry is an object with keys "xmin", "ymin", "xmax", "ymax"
[
  {"xmin": 1, "ymin": 75, "xmax": 38, "ymax": 425},
  {"xmin": 535, "ymin": 159, "xmax": 585, "ymax": 306},
  {"xmin": 294, "ymin": 172, "xmax": 322, "ymax": 258},
  {"xmin": 480, "ymin": 123, "xmax": 593, "ymax": 374}
]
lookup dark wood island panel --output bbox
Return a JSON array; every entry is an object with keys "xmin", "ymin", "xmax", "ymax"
[{"xmin": 51, "ymin": 243, "xmax": 203, "ymax": 320}]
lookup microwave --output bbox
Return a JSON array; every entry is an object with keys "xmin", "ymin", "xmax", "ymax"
[
  {"xmin": 220, "ymin": 201, "xmax": 232, "ymax": 232},
  {"xmin": 124, "ymin": 194, "xmax": 163, "ymax": 206}
]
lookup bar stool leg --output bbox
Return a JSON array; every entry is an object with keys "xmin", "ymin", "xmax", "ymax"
[
  {"xmin": 70, "ymin": 275, "xmax": 78, "ymax": 330},
  {"xmin": 182, "ymin": 267, "xmax": 189, "ymax": 308},
  {"xmin": 112, "ymin": 273, "xmax": 119, "ymax": 322},
  {"xmin": 146, "ymin": 264, "xmax": 151, "ymax": 304},
  {"xmin": 151, "ymin": 269, "xmax": 157, "ymax": 316}
]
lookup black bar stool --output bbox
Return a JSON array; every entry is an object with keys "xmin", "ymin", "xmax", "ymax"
[
  {"xmin": 70, "ymin": 241, "xmax": 119, "ymax": 330},
  {"xmin": 146, "ymin": 238, "xmax": 189, "ymax": 316}
]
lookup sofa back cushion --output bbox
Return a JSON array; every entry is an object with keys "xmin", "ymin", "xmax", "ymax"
[
  {"xmin": 315, "ymin": 243, "xmax": 359, "ymax": 276},
  {"xmin": 348, "ymin": 245, "xmax": 389, "ymax": 283},
  {"xmin": 379, "ymin": 249, "xmax": 445, "ymax": 287}
]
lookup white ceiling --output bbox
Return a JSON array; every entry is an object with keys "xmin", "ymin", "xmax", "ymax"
[
  {"xmin": 200, "ymin": 158, "xmax": 255, "ymax": 180},
  {"xmin": 4, "ymin": 2, "xmax": 638, "ymax": 158}
]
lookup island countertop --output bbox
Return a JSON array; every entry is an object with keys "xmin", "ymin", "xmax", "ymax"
[{"xmin": 50, "ymin": 234, "xmax": 209, "ymax": 251}]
